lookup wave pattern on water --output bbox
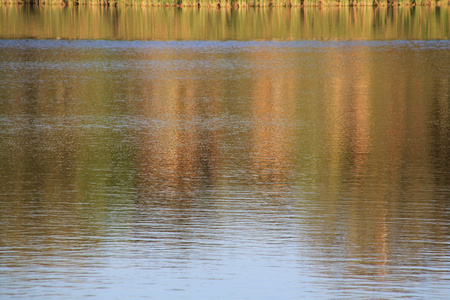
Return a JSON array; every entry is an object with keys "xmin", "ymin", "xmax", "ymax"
[{"xmin": 0, "ymin": 39, "xmax": 449, "ymax": 299}]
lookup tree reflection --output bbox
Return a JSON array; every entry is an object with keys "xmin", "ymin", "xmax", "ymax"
[
  {"xmin": 1, "ymin": 6, "xmax": 449, "ymax": 40},
  {"xmin": 0, "ymin": 39, "xmax": 448, "ymax": 287}
]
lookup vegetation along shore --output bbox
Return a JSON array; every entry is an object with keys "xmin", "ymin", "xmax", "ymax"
[{"xmin": 2, "ymin": 0, "xmax": 449, "ymax": 8}]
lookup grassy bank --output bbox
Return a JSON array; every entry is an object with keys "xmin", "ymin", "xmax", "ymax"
[{"xmin": 1, "ymin": 0, "xmax": 448, "ymax": 8}]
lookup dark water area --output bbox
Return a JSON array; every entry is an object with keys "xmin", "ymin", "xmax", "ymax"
[{"xmin": 0, "ymin": 6, "xmax": 450, "ymax": 299}]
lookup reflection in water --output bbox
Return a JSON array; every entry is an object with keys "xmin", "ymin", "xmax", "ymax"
[
  {"xmin": 0, "ymin": 40, "xmax": 449, "ymax": 298},
  {"xmin": 248, "ymin": 46, "xmax": 297, "ymax": 193},
  {"xmin": 1, "ymin": 5, "xmax": 449, "ymax": 40}
]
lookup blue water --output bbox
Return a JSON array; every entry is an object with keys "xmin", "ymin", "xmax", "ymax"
[{"xmin": 0, "ymin": 39, "xmax": 449, "ymax": 299}]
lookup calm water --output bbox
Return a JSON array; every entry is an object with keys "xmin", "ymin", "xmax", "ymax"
[
  {"xmin": 1, "ymin": 7, "xmax": 450, "ymax": 300},
  {"xmin": 1, "ymin": 5, "xmax": 449, "ymax": 40}
]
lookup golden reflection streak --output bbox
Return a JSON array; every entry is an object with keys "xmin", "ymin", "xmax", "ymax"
[
  {"xmin": 322, "ymin": 45, "xmax": 395, "ymax": 279},
  {"xmin": 135, "ymin": 48, "xmax": 223, "ymax": 202},
  {"xmin": 248, "ymin": 46, "xmax": 296, "ymax": 191}
]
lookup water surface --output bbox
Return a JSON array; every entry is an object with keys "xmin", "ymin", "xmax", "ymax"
[
  {"xmin": 1, "ymin": 5, "xmax": 449, "ymax": 40},
  {"xmin": 0, "ymin": 12, "xmax": 450, "ymax": 300}
]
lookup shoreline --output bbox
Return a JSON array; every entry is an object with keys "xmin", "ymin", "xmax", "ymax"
[{"xmin": 2, "ymin": 0, "xmax": 448, "ymax": 8}]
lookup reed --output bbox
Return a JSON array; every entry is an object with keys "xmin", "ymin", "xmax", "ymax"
[{"xmin": 1, "ymin": 0, "xmax": 448, "ymax": 7}]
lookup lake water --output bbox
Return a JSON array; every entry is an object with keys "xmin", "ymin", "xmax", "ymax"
[{"xmin": 0, "ymin": 6, "xmax": 449, "ymax": 300}]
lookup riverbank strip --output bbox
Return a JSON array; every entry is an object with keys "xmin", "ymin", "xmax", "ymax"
[{"xmin": 2, "ymin": 0, "xmax": 448, "ymax": 8}]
